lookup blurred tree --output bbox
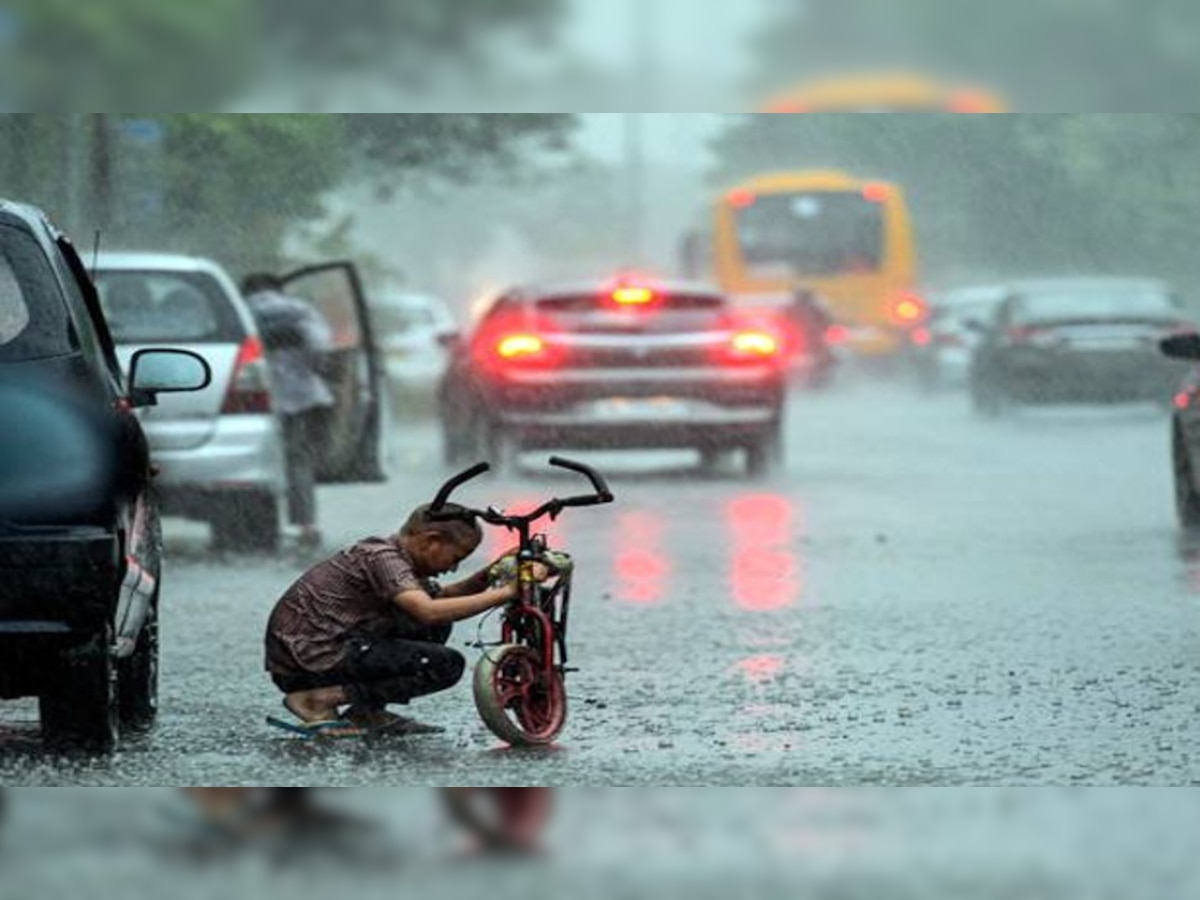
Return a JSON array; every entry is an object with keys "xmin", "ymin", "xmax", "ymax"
[
  {"xmin": 4, "ymin": 0, "xmax": 566, "ymax": 111},
  {"xmin": 0, "ymin": 114, "xmax": 576, "ymax": 276},
  {"xmin": 6, "ymin": 0, "xmax": 254, "ymax": 109}
]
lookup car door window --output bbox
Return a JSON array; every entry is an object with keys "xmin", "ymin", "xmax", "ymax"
[{"xmin": 0, "ymin": 223, "xmax": 74, "ymax": 362}]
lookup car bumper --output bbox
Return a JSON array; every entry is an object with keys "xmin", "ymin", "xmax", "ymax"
[
  {"xmin": 0, "ymin": 529, "xmax": 120, "ymax": 671},
  {"xmin": 152, "ymin": 415, "xmax": 286, "ymax": 509},
  {"xmin": 500, "ymin": 402, "xmax": 779, "ymax": 450},
  {"xmin": 1001, "ymin": 351, "xmax": 1183, "ymax": 401}
]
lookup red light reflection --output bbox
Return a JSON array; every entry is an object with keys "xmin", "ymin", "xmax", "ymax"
[
  {"xmin": 727, "ymin": 495, "xmax": 803, "ymax": 612},
  {"xmin": 737, "ymin": 654, "xmax": 785, "ymax": 685},
  {"xmin": 614, "ymin": 510, "xmax": 669, "ymax": 605}
]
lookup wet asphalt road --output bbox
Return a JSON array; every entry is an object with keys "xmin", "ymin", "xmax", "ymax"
[{"xmin": 3, "ymin": 367, "xmax": 1200, "ymax": 786}]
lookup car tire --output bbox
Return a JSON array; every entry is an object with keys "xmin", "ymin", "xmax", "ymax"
[
  {"xmin": 118, "ymin": 595, "xmax": 159, "ymax": 731},
  {"xmin": 211, "ymin": 492, "xmax": 280, "ymax": 554},
  {"xmin": 1174, "ymin": 432, "xmax": 1200, "ymax": 530},
  {"xmin": 40, "ymin": 624, "xmax": 119, "ymax": 754},
  {"xmin": 745, "ymin": 433, "xmax": 780, "ymax": 478}
]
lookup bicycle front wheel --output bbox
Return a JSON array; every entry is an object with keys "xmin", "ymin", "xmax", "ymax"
[{"xmin": 473, "ymin": 644, "xmax": 566, "ymax": 747}]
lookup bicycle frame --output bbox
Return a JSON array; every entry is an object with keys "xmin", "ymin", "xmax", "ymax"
[{"xmin": 429, "ymin": 456, "xmax": 613, "ymax": 745}]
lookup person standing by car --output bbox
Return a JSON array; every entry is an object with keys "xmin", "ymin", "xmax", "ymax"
[{"xmin": 242, "ymin": 273, "xmax": 335, "ymax": 554}]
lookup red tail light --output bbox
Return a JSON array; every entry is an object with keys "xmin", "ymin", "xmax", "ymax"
[
  {"xmin": 471, "ymin": 311, "xmax": 563, "ymax": 374},
  {"xmin": 862, "ymin": 182, "xmax": 891, "ymax": 204},
  {"xmin": 496, "ymin": 333, "xmax": 546, "ymax": 360},
  {"xmin": 221, "ymin": 336, "xmax": 273, "ymax": 414},
  {"xmin": 1175, "ymin": 392, "xmax": 1192, "ymax": 411},
  {"xmin": 825, "ymin": 324, "xmax": 849, "ymax": 346},
  {"xmin": 727, "ymin": 189, "xmax": 758, "ymax": 209},
  {"xmin": 723, "ymin": 329, "xmax": 782, "ymax": 365},
  {"xmin": 910, "ymin": 327, "xmax": 933, "ymax": 347},
  {"xmin": 889, "ymin": 293, "xmax": 929, "ymax": 326}
]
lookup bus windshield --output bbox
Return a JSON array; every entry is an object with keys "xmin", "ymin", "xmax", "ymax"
[{"xmin": 737, "ymin": 191, "xmax": 884, "ymax": 278}]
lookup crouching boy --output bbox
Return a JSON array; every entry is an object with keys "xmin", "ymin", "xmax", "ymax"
[{"xmin": 265, "ymin": 503, "xmax": 520, "ymax": 737}]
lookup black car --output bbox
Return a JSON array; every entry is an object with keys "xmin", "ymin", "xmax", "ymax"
[
  {"xmin": 0, "ymin": 199, "xmax": 210, "ymax": 752},
  {"xmin": 438, "ymin": 278, "xmax": 788, "ymax": 476},
  {"xmin": 1159, "ymin": 332, "xmax": 1200, "ymax": 529},
  {"xmin": 969, "ymin": 278, "xmax": 1195, "ymax": 416}
]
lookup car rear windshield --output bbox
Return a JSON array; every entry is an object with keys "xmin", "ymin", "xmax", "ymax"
[
  {"xmin": 0, "ymin": 222, "xmax": 73, "ymax": 362},
  {"xmin": 1014, "ymin": 288, "xmax": 1182, "ymax": 324},
  {"xmin": 535, "ymin": 292, "xmax": 728, "ymax": 334},
  {"xmin": 94, "ymin": 270, "xmax": 245, "ymax": 343}
]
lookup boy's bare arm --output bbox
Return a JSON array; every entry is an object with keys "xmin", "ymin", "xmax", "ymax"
[
  {"xmin": 393, "ymin": 583, "xmax": 515, "ymax": 627},
  {"xmin": 439, "ymin": 567, "xmax": 492, "ymax": 598}
]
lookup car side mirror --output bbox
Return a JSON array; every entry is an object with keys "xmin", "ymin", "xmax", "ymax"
[
  {"xmin": 437, "ymin": 330, "xmax": 461, "ymax": 351},
  {"xmin": 1161, "ymin": 332, "xmax": 1200, "ymax": 361},
  {"xmin": 962, "ymin": 319, "xmax": 987, "ymax": 334},
  {"xmin": 128, "ymin": 349, "xmax": 212, "ymax": 407}
]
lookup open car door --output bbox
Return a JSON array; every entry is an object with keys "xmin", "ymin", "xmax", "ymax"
[{"xmin": 279, "ymin": 261, "xmax": 386, "ymax": 484}]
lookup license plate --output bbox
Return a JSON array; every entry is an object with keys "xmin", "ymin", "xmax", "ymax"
[{"xmin": 590, "ymin": 397, "xmax": 692, "ymax": 420}]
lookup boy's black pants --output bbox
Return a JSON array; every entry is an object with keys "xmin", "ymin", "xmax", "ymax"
[{"xmin": 273, "ymin": 624, "xmax": 465, "ymax": 709}]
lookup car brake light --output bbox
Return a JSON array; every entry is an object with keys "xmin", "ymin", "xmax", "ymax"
[
  {"xmin": 889, "ymin": 293, "xmax": 928, "ymax": 326},
  {"xmin": 727, "ymin": 189, "xmax": 757, "ymax": 209},
  {"xmin": 910, "ymin": 327, "xmax": 932, "ymax": 347},
  {"xmin": 497, "ymin": 334, "xmax": 545, "ymax": 359},
  {"xmin": 221, "ymin": 336, "xmax": 272, "ymax": 414},
  {"xmin": 613, "ymin": 286, "xmax": 655, "ymax": 306},
  {"xmin": 1175, "ymin": 392, "xmax": 1192, "ymax": 411},
  {"xmin": 825, "ymin": 324, "xmax": 849, "ymax": 345},
  {"xmin": 724, "ymin": 330, "xmax": 781, "ymax": 365},
  {"xmin": 862, "ymin": 182, "xmax": 891, "ymax": 204}
]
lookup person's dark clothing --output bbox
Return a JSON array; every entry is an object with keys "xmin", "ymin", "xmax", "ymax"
[
  {"xmin": 266, "ymin": 537, "xmax": 436, "ymax": 676},
  {"xmin": 282, "ymin": 408, "xmax": 325, "ymax": 528},
  {"xmin": 245, "ymin": 288, "xmax": 334, "ymax": 530},
  {"xmin": 271, "ymin": 627, "xmax": 465, "ymax": 709}
]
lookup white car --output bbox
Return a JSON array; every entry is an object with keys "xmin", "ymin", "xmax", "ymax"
[
  {"xmin": 372, "ymin": 292, "xmax": 457, "ymax": 400},
  {"xmin": 94, "ymin": 254, "xmax": 386, "ymax": 552}
]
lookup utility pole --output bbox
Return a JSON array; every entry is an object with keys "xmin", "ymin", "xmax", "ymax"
[{"xmin": 624, "ymin": 0, "xmax": 658, "ymax": 269}]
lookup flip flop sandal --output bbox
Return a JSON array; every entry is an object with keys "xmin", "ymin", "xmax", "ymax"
[{"xmin": 266, "ymin": 716, "xmax": 367, "ymax": 740}]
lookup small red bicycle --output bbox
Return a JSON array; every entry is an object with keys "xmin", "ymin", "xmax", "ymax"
[{"xmin": 429, "ymin": 457, "xmax": 614, "ymax": 746}]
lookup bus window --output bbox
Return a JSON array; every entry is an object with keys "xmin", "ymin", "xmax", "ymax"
[{"xmin": 736, "ymin": 192, "xmax": 885, "ymax": 278}]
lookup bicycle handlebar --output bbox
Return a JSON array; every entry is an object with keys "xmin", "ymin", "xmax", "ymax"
[{"xmin": 428, "ymin": 456, "xmax": 614, "ymax": 530}]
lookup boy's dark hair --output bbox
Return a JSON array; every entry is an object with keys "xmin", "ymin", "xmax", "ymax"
[{"xmin": 402, "ymin": 502, "xmax": 483, "ymax": 548}]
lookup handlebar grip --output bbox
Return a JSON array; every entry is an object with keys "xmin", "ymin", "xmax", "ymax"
[
  {"xmin": 549, "ymin": 456, "xmax": 614, "ymax": 503},
  {"xmin": 430, "ymin": 461, "xmax": 490, "ymax": 511}
]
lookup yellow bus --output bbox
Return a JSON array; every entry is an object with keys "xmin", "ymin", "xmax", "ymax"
[
  {"xmin": 759, "ymin": 71, "xmax": 1009, "ymax": 113},
  {"xmin": 682, "ymin": 169, "xmax": 924, "ymax": 357}
]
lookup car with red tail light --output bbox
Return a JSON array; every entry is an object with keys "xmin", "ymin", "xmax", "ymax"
[
  {"xmin": 969, "ymin": 278, "xmax": 1195, "ymax": 416},
  {"xmin": 1158, "ymin": 331, "xmax": 1200, "ymax": 529},
  {"xmin": 438, "ymin": 278, "xmax": 788, "ymax": 476},
  {"xmin": 909, "ymin": 283, "xmax": 1008, "ymax": 391},
  {"xmin": 93, "ymin": 255, "xmax": 384, "ymax": 552}
]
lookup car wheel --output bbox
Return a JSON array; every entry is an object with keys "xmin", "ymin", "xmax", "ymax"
[
  {"xmin": 211, "ymin": 492, "xmax": 280, "ymax": 554},
  {"xmin": 1174, "ymin": 432, "xmax": 1200, "ymax": 530},
  {"xmin": 118, "ymin": 594, "xmax": 159, "ymax": 731},
  {"xmin": 745, "ymin": 434, "xmax": 779, "ymax": 478},
  {"xmin": 40, "ymin": 624, "xmax": 119, "ymax": 754}
]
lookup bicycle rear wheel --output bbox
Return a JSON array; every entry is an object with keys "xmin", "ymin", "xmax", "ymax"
[{"xmin": 473, "ymin": 644, "xmax": 566, "ymax": 747}]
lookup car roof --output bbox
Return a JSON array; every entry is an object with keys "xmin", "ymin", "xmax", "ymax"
[
  {"xmin": 93, "ymin": 251, "xmax": 231, "ymax": 277},
  {"xmin": 516, "ymin": 278, "xmax": 726, "ymax": 303},
  {"xmin": 1005, "ymin": 277, "xmax": 1171, "ymax": 294}
]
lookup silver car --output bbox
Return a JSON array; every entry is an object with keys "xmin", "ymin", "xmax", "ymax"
[{"xmin": 93, "ymin": 252, "xmax": 287, "ymax": 552}]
